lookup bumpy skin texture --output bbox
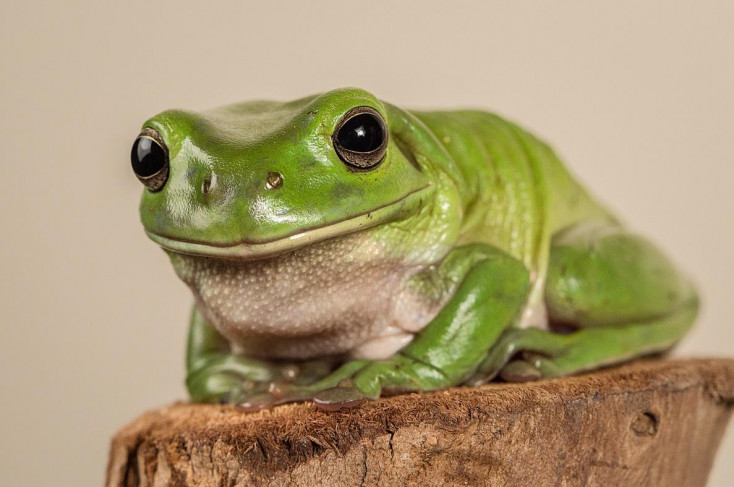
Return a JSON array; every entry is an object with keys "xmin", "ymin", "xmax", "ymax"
[{"xmin": 134, "ymin": 88, "xmax": 697, "ymax": 410}]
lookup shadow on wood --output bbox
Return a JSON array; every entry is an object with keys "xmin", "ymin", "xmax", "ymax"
[{"xmin": 106, "ymin": 359, "xmax": 734, "ymax": 486}]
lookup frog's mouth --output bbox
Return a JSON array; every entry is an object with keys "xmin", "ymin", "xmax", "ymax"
[{"xmin": 146, "ymin": 185, "xmax": 431, "ymax": 260}]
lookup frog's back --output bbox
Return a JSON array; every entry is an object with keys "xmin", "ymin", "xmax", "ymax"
[{"xmin": 411, "ymin": 109, "xmax": 614, "ymax": 271}]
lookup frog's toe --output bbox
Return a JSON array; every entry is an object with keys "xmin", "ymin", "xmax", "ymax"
[
  {"xmin": 237, "ymin": 383, "xmax": 317, "ymax": 411},
  {"xmin": 237, "ymin": 393, "xmax": 274, "ymax": 412},
  {"xmin": 499, "ymin": 360, "xmax": 543, "ymax": 382},
  {"xmin": 499, "ymin": 354, "xmax": 563, "ymax": 382},
  {"xmin": 312, "ymin": 385, "xmax": 367, "ymax": 411}
]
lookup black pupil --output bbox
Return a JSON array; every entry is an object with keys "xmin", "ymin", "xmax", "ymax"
[
  {"xmin": 337, "ymin": 113, "xmax": 384, "ymax": 153},
  {"xmin": 131, "ymin": 137, "xmax": 166, "ymax": 177}
]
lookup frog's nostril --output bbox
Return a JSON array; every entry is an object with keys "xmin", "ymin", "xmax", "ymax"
[
  {"xmin": 201, "ymin": 174, "xmax": 217, "ymax": 195},
  {"xmin": 266, "ymin": 171, "xmax": 284, "ymax": 190}
]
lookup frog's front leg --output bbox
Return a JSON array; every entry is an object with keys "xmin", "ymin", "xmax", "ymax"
[
  {"xmin": 240, "ymin": 244, "xmax": 530, "ymax": 410},
  {"xmin": 185, "ymin": 306, "xmax": 336, "ymax": 403}
]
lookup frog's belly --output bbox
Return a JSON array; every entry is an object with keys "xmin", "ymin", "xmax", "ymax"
[{"xmin": 169, "ymin": 238, "xmax": 441, "ymax": 360}]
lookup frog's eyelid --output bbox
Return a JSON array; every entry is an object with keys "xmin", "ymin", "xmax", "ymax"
[{"xmin": 139, "ymin": 127, "xmax": 168, "ymax": 152}]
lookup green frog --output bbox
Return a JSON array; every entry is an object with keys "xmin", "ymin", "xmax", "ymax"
[{"xmin": 131, "ymin": 88, "xmax": 697, "ymax": 410}]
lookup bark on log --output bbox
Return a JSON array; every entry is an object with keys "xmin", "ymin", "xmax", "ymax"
[{"xmin": 106, "ymin": 358, "xmax": 734, "ymax": 487}]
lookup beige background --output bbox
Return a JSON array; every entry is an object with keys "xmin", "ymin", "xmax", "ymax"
[{"xmin": 1, "ymin": 1, "xmax": 732, "ymax": 485}]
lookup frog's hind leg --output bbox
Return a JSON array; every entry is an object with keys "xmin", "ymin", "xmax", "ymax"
[{"xmin": 468, "ymin": 221, "xmax": 698, "ymax": 383}]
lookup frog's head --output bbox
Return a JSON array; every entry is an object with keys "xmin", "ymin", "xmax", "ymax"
[{"xmin": 132, "ymin": 88, "xmax": 433, "ymax": 259}]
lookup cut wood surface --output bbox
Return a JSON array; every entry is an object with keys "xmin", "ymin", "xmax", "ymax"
[{"xmin": 106, "ymin": 358, "xmax": 734, "ymax": 487}]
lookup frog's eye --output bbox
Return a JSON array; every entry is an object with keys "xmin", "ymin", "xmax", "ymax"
[
  {"xmin": 333, "ymin": 106, "xmax": 387, "ymax": 169},
  {"xmin": 131, "ymin": 128, "xmax": 169, "ymax": 191}
]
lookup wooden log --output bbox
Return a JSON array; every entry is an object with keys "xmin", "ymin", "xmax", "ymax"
[{"xmin": 106, "ymin": 358, "xmax": 734, "ymax": 487}]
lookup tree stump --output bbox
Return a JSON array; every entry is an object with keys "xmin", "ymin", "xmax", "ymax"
[{"xmin": 106, "ymin": 358, "xmax": 734, "ymax": 486}]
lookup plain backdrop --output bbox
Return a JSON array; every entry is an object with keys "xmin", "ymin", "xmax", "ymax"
[{"xmin": 1, "ymin": 1, "xmax": 732, "ymax": 485}]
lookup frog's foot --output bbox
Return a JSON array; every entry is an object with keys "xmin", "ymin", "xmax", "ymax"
[
  {"xmin": 238, "ymin": 378, "xmax": 369, "ymax": 412},
  {"xmin": 237, "ymin": 383, "xmax": 319, "ymax": 411},
  {"xmin": 312, "ymin": 354, "xmax": 449, "ymax": 411},
  {"xmin": 188, "ymin": 355, "xmax": 340, "ymax": 404},
  {"xmin": 187, "ymin": 355, "xmax": 274, "ymax": 403},
  {"xmin": 237, "ymin": 360, "xmax": 371, "ymax": 411},
  {"xmin": 464, "ymin": 328, "xmax": 569, "ymax": 386},
  {"xmin": 312, "ymin": 381, "xmax": 369, "ymax": 411},
  {"xmin": 498, "ymin": 352, "xmax": 564, "ymax": 381},
  {"xmin": 239, "ymin": 354, "xmax": 451, "ymax": 411}
]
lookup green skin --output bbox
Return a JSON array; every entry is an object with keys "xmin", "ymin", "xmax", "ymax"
[{"xmin": 136, "ymin": 87, "xmax": 697, "ymax": 410}]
